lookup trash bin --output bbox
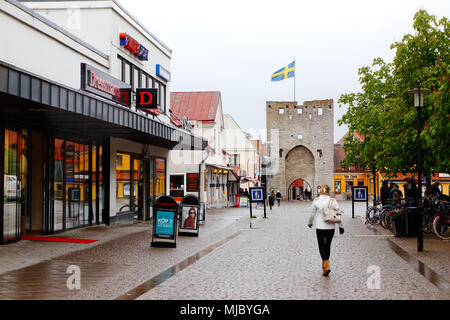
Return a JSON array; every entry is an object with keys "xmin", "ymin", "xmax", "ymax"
[
  {"xmin": 151, "ymin": 195, "xmax": 179, "ymax": 248},
  {"xmin": 406, "ymin": 207, "xmax": 422, "ymax": 236},
  {"xmin": 179, "ymin": 195, "xmax": 200, "ymax": 237}
]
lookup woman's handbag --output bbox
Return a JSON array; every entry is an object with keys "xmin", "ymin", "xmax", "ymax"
[{"xmin": 323, "ymin": 198, "xmax": 342, "ymax": 223}]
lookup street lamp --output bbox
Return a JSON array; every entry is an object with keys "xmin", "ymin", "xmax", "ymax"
[{"xmin": 406, "ymin": 80, "xmax": 431, "ymax": 252}]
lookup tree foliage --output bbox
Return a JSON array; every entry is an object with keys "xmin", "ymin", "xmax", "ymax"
[{"xmin": 338, "ymin": 10, "xmax": 450, "ymax": 177}]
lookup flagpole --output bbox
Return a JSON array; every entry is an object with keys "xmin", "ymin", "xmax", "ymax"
[{"xmin": 293, "ymin": 59, "xmax": 296, "ymax": 103}]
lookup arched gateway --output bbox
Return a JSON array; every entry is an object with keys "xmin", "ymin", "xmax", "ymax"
[{"xmin": 265, "ymin": 100, "xmax": 334, "ymax": 199}]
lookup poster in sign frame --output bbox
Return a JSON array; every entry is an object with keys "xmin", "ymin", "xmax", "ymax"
[
  {"xmin": 178, "ymin": 205, "xmax": 200, "ymax": 236},
  {"xmin": 154, "ymin": 209, "xmax": 176, "ymax": 239},
  {"xmin": 151, "ymin": 195, "xmax": 179, "ymax": 248}
]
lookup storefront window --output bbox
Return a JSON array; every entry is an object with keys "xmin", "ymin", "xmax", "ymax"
[
  {"xmin": 155, "ymin": 158, "xmax": 166, "ymax": 198},
  {"xmin": 335, "ymin": 180, "xmax": 341, "ymax": 193},
  {"xmin": 3, "ymin": 130, "xmax": 19, "ymax": 241},
  {"xmin": 346, "ymin": 180, "xmax": 354, "ymax": 193},
  {"xmin": 170, "ymin": 175, "xmax": 184, "ymax": 200},
  {"xmin": 2, "ymin": 129, "xmax": 29, "ymax": 243},
  {"xmin": 65, "ymin": 142, "xmax": 90, "ymax": 229},
  {"xmin": 116, "ymin": 153, "xmax": 131, "ymax": 213},
  {"xmin": 54, "ymin": 139, "xmax": 64, "ymax": 231}
]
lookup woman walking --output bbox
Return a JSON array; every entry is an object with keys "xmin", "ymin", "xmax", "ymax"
[{"xmin": 308, "ymin": 184, "xmax": 344, "ymax": 277}]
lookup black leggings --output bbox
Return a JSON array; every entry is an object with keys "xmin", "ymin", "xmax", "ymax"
[{"xmin": 316, "ymin": 229, "xmax": 335, "ymax": 261}]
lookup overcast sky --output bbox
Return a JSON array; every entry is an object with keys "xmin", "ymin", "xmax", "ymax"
[{"xmin": 123, "ymin": 0, "xmax": 449, "ymax": 143}]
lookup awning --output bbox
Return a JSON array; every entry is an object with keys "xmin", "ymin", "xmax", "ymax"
[
  {"xmin": 0, "ymin": 62, "xmax": 207, "ymax": 150},
  {"xmin": 205, "ymin": 163, "xmax": 238, "ymax": 182},
  {"xmin": 241, "ymin": 177, "xmax": 260, "ymax": 184}
]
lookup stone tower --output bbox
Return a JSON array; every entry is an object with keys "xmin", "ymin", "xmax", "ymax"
[{"xmin": 266, "ymin": 100, "xmax": 334, "ymax": 199}]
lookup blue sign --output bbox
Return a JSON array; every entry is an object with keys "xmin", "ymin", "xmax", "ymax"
[
  {"xmin": 156, "ymin": 64, "xmax": 171, "ymax": 82},
  {"xmin": 353, "ymin": 187, "xmax": 367, "ymax": 201},
  {"xmin": 155, "ymin": 210, "xmax": 175, "ymax": 236},
  {"xmin": 250, "ymin": 187, "xmax": 265, "ymax": 202}
]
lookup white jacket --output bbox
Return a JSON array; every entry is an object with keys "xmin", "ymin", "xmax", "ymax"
[{"xmin": 308, "ymin": 195, "xmax": 343, "ymax": 230}]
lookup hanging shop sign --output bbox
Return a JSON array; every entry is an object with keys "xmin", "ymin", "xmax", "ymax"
[
  {"xmin": 81, "ymin": 63, "xmax": 131, "ymax": 106},
  {"xmin": 156, "ymin": 64, "xmax": 171, "ymax": 82},
  {"xmin": 136, "ymin": 88, "xmax": 158, "ymax": 109},
  {"xmin": 119, "ymin": 33, "xmax": 149, "ymax": 61},
  {"xmin": 186, "ymin": 173, "xmax": 200, "ymax": 192}
]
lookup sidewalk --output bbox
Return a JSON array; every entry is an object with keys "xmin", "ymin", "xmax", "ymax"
[
  {"xmin": 0, "ymin": 206, "xmax": 252, "ymax": 275},
  {"xmin": 0, "ymin": 206, "xmax": 253, "ymax": 299},
  {"xmin": 346, "ymin": 200, "xmax": 450, "ymax": 285}
]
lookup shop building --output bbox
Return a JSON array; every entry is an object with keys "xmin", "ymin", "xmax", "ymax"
[
  {"xmin": 333, "ymin": 132, "xmax": 450, "ymax": 200},
  {"xmin": 169, "ymin": 91, "xmax": 238, "ymax": 208},
  {"xmin": 0, "ymin": 0, "xmax": 206, "ymax": 244}
]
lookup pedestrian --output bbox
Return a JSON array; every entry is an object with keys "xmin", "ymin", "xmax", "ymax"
[
  {"xmin": 308, "ymin": 184, "xmax": 344, "ymax": 277},
  {"xmin": 380, "ymin": 180, "xmax": 389, "ymax": 205},
  {"xmin": 268, "ymin": 190, "xmax": 275, "ymax": 210},
  {"xmin": 431, "ymin": 182, "xmax": 442, "ymax": 198},
  {"xmin": 276, "ymin": 190, "xmax": 282, "ymax": 206}
]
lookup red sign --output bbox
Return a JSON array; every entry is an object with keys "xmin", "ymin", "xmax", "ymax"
[
  {"xmin": 119, "ymin": 33, "xmax": 149, "ymax": 61},
  {"xmin": 136, "ymin": 88, "xmax": 158, "ymax": 109},
  {"xmin": 186, "ymin": 173, "xmax": 200, "ymax": 192},
  {"xmin": 81, "ymin": 63, "xmax": 131, "ymax": 107}
]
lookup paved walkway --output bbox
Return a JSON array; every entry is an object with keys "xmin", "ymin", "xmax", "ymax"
[{"xmin": 0, "ymin": 201, "xmax": 448, "ymax": 300}]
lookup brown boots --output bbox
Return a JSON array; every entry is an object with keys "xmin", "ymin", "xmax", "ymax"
[{"xmin": 322, "ymin": 260, "xmax": 331, "ymax": 277}]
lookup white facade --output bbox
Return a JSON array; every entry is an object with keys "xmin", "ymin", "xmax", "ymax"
[
  {"xmin": 21, "ymin": 0, "xmax": 172, "ymax": 122},
  {"xmin": 168, "ymin": 96, "xmax": 232, "ymax": 208},
  {"xmin": 222, "ymin": 114, "xmax": 259, "ymax": 186},
  {"xmin": 0, "ymin": 0, "xmax": 183, "ymax": 225}
]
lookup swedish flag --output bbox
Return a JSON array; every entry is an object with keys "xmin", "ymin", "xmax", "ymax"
[{"xmin": 271, "ymin": 61, "xmax": 295, "ymax": 82}]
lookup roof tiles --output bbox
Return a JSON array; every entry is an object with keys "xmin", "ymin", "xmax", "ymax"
[{"xmin": 170, "ymin": 91, "xmax": 221, "ymax": 121}]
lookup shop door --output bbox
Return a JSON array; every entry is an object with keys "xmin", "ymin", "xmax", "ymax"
[
  {"xmin": 1, "ymin": 129, "xmax": 29, "ymax": 244},
  {"xmin": 132, "ymin": 158, "xmax": 145, "ymax": 221}
]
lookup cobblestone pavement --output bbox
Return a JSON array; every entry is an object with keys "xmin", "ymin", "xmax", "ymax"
[
  {"xmin": 137, "ymin": 201, "xmax": 449, "ymax": 300},
  {"xmin": 0, "ymin": 201, "xmax": 448, "ymax": 300}
]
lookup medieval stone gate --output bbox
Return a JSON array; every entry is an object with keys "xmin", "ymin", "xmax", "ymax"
[{"xmin": 266, "ymin": 100, "xmax": 334, "ymax": 199}]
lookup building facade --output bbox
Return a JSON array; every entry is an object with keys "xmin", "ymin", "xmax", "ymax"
[
  {"xmin": 0, "ymin": 0, "xmax": 205, "ymax": 244},
  {"xmin": 266, "ymin": 100, "xmax": 335, "ymax": 199},
  {"xmin": 169, "ymin": 91, "xmax": 237, "ymax": 208},
  {"xmin": 333, "ymin": 132, "xmax": 450, "ymax": 200}
]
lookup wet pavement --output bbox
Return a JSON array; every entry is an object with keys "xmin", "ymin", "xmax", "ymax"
[{"xmin": 0, "ymin": 201, "xmax": 448, "ymax": 300}]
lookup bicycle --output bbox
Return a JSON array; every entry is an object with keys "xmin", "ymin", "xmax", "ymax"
[
  {"xmin": 366, "ymin": 200, "xmax": 382, "ymax": 225},
  {"xmin": 432, "ymin": 201, "xmax": 450, "ymax": 240}
]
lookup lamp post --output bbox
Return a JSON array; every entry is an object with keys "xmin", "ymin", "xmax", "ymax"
[{"xmin": 407, "ymin": 80, "xmax": 431, "ymax": 252}]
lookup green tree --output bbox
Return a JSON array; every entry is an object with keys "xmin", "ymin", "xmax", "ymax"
[{"xmin": 338, "ymin": 10, "xmax": 450, "ymax": 178}]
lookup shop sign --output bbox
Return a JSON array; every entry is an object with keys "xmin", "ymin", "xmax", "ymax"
[
  {"xmin": 119, "ymin": 33, "xmax": 149, "ymax": 61},
  {"xmin": 186, "ymin": 173, "xmax": 200, "ymax": 192},
  {"xmin": 439, "ymin": 173, "xmax": 450, "ymax": 178},
  {"xmin": 81, "ymin": 63, "xmax": 131, "ymax": 106},
  {"xmin": 136, "ymin": 88, "xmax": 158, "ymax": 109},
  {"xmin": 156, "ymin": 64, "xmax": 171, "ymax": 82}
]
